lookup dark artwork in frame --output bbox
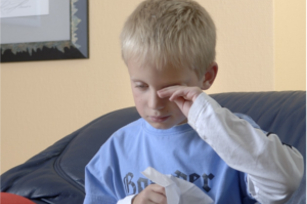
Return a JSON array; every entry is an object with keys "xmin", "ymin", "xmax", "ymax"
[{"xmin": 0, "ymin": 0, "xmax": 89, "ymax": 62}]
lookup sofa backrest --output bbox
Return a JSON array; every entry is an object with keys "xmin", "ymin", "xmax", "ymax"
[{"xmin": 1, "ymin": 91, "xmax": 305, "ymax": 204}]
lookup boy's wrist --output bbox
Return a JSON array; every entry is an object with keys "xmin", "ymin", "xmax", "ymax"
[{"xmin": 188, "ymin": 92, "xmax": 207, "ymax": 124}]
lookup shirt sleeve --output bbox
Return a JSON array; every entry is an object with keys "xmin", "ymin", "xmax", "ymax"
[
  {"xmin": 117, "ymin": 195, "xmax": 135, "ymax": 204},
  {"xmin": 84, "ymin": 138, "xmax": 128, "ymax": 204},
  {"xmin": 188, "ymin": 92, "xmax": 304, "ymax": 204},
  {"xmin": 84, "ymin": 152, "xmax": 118, "ymax": 204}
]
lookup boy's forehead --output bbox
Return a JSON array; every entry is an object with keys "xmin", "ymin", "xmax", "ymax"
[
  {"xmin": 128, "ymin": 59, "xmax": 199, "ymax": 85},
  {"xmin": 127, "ymin": 57, "xmax": 191, "ymax": 72},
  {"xmin": 131, "ymin": 73, "xmax": 190, "ymax": 87},
  {"xmin": 128, "ymin": 62, "xmax": 192, "ymax": 78}
]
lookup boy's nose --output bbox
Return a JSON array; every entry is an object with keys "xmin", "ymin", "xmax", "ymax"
[{"xmin": 148, "ymin": 91, "xmax": 164, "ymax": 110}]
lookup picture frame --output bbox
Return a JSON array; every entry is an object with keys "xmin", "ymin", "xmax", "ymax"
[{"xmin": 0, "ymin": 0, "xmax": 89, "ymax": 62}]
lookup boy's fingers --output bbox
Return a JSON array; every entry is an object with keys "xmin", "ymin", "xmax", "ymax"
[
  {"xmin": 158, "ymin": 85, "xmax": 188, "ymax": 98},
  {"xmin": 158, "ymin": 86, "xmax": 202, "ymax": 102},
  {"xmin": 157, "ymin": 86, "xmax": 178, "ymax": 98},
  {"xmin": 150, "ymin": 194, "xmax": 167, "ymax": 204},
  {"xmin": 147, "ymin": 184, "xmax": 167, "ymax": 204},
  {"xmin": 169, "ymin": 90, "xmax": 187, "ymax": 101},
  {"xmin": 133, "ymin": 184, "xmax": 166, "ymax": 204},
  {"xmin": 149, "ymin": 191, "xmax": 166, "ymax": 204},
  {"xmin": 150, "ymin": 184, "xmax": 166, "ymax": 196}
]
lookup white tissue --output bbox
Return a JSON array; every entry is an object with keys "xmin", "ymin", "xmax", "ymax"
[{"xmin": 142, "ymin": 167, "xmax": 214, "ymax": 204}]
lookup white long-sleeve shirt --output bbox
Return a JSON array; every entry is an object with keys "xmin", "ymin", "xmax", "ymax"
[{"xmin": 187, "ymin": 92, "xmax": 304, "ymax": 204}]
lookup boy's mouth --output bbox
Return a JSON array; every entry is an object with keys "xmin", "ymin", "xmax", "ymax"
[{"xmin": 149, "ymin": 116, "xmax": 170, "ymax": 123}]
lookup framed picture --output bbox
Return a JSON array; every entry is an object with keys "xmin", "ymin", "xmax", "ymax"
[{"xmin": 0, "ymin": 0, "xmax": 89, "ymax": 62}]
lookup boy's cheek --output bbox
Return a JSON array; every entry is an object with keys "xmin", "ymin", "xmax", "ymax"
[{"xmin": 132, "ymin": 90, "xmax": 142, "ymax": 99}]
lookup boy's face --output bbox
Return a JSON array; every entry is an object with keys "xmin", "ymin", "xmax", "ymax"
[{"xmin": 127, "ymin": 59, "xmax": 204, "ymax": 129}]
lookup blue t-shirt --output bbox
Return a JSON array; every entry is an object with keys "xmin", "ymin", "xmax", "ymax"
[{"xmin": 84, "ymin": 114, "xmax": 259, "ymax": 204}]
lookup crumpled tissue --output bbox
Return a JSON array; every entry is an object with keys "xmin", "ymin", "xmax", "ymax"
[{"xmin": 142, "ymin": 167, "xmax": 214, "ymax": 204}]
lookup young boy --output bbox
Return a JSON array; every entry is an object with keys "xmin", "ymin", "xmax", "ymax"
[{"xmin": 84, "ymin": 0, "xmax": 304, "ymax": 203}]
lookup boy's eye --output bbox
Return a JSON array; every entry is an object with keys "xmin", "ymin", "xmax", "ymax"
[{"xmin": 135, "ymin": 84, "xmax": 148, "ymax": 89}]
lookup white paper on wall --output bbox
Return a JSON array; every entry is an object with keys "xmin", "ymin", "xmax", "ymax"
[{"xmin": 0, "ymin": 0, "xmax": 49, "ymax": 18}]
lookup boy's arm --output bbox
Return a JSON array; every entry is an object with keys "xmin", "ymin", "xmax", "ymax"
[
  {"xmin": 158, "ymin": 86, "xmax": 304, "ymax": 204},
  {"xmin": 84, "ymin": 166, "xmax": 116, "ymax": 203},
  {"xmin": 84, "ymin": 140, "xmax": 135, "ymax": 204},
  {"xmin": 84, "ymin": 154, "xmax": 119, "ymax": 204}
]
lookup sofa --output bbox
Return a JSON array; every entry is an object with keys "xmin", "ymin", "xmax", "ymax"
[{"xmin": 1, "ymin": 91, "xmax": 305, "ymax": 204}]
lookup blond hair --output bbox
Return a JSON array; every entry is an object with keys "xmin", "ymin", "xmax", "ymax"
[{"xmin": 120, "ymin": 0, "xmax": 216, "ymax": 78}]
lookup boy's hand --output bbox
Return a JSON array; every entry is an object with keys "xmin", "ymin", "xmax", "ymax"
[
  {"xmin": 157, "ymin": 86, "xmax": 203, "ymax": 117},
  {"xmin": 132, "ymin": 184, "xmax": 166, "ymax": 204}
]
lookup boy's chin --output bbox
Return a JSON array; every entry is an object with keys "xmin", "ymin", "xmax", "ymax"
[{"xmin": 147, "ymin": 119, "xmax": 187, "ymax": 130}]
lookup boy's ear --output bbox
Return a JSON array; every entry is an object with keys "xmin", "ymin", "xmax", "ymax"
[{"xmin": 201, "ymin": 62, "xmax": 218, "ymax": 90}]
